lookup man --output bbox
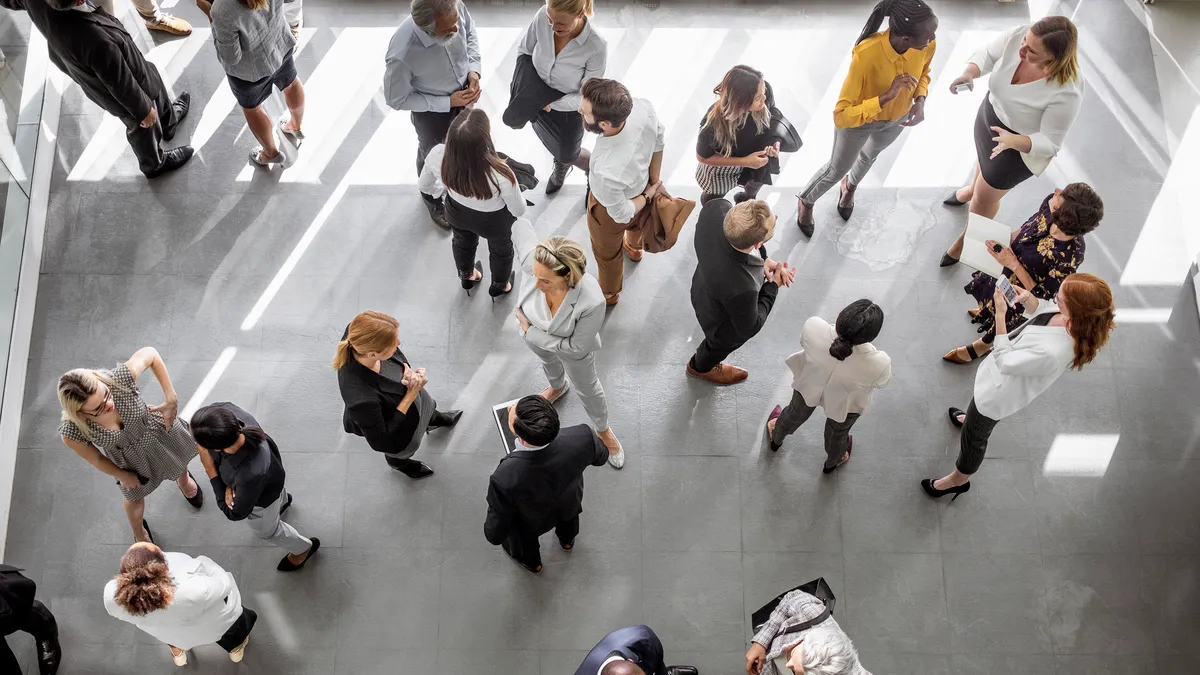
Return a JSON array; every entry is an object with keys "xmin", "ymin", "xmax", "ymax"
[
  {"xmin": 192, "ymin": 402, "xmax": 320, "ymax": 572},
  {"xmin": 580, "ymin": 77, "xmax": 665, "ymax": 306},
  {"xmin": 573, "ymin": 625, "xmax": 697, "ymax": 675},
  {"xmin": 0, "ymin": 564, "xmax": 60, "ymax": 675},
  {"xmin": 687, "ymin": 199, "xmax": 794, "ymax": 385},
  {"xmin": 484, "ymin": 395, "xmax": 607, "ymax": 574},
  {"xmin": 94, "ymin": 0, "xmax": 192, "ymax": 36},
  {"xmin": 0, "ymin": 0, "xmax": 194, "ymax": 179},
  {"xmin": 384, "ymin": 0, "xmax": 481, "ymax": 229}
]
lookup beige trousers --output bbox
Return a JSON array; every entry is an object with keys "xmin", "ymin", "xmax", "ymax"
[{"xmin": 92, "ymin": 0, "xmax": 161, "ymax": 21}]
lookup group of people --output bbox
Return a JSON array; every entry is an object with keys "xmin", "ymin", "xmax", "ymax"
[{"xmin": 1, "ymin": 0, "xmax": 1124, "ymax": 673}]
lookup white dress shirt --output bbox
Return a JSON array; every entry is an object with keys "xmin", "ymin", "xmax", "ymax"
[
  {"xmin": 418, "ymin": 144, "xmax": 527, "ymax": 217},
  {"xmin": 103, "ymin": 552, "xmax": 243, "ymax": 651},
  {"xmin": 970, "ymin": 25, "xmax": 1082, "ymax": 176},
  {"xmin": 589, "ymin": 98, "xmax": 666, "ymax": 224},
  {"xmin": 972, "ymin": 300, "xmax": 1075, "ymax": 420},
  {"xmin": 383, "ymin": 1, "xmax": 481, "ymax": 113},
  {"xmin": 785, "ymin": 316, "xmax": 892, "ymax": 423},
  {"xmin": 517, "ymin": 6, "xmax": 608, "ymax": 112}
]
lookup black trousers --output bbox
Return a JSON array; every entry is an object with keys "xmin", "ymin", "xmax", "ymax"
[
  {"xmin": 956, "ymin": 398, "xmax": 1000, "ymax": 475},
  {"xmin": 689, "ymin": 333, "xmax": 746, "ymax": 373},
  {"xmin": 214, "ymin": 607, "xmax": 257, "ymax": 652},
  {"xmin": 502, "ymin": 516, "xmax": 580, "ymax": 569},
  {"xmin": 119, "ymin": 74, "xmax": 179, "ymax": 176},
  {"xmin": 531, "ymin": 109, "xmax": 585, "ymax": 164},
  {"xmin": 412, "ymin": 107, "xmax": 464, "ymax": 173},
  {"xmin": 445, "ymin": 197, "xmax": 516, "ymax": 294},
  {"xmin": 770, "ymin": 390, "xmax": 860, "ymax": 468},
  {"xmin": 0, "ymin": 600, "xmax": 57, "ymax": 671}
]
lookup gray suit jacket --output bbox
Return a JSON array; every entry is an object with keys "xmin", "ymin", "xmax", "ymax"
[
  {"xmin": 514, "ymin": 220, "xmax": 606, "ymax": 359},
  {"xmin": 211, "ymin": 0, "xmax": 296, "ymax": 82}
]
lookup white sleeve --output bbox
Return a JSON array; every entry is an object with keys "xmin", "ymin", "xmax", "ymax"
[
  {"xmin": 590, "ymin": 173, "xmax": 636, "ymax": 224},
  {"xmin": 970, "ymin": 25, "xmax": 1022, "ymax": 75},
  {"xmin": 517, "ymin": 10, "xmax": 539, "ymax": 56},
  {"xmin": 418, "ymin": 145, "xmax": 446, "ymax": 198},
  {"xmin": 499, "ymin": 174, "xmax": 527, "ymax": 218},
  {"xmin": 557, "ymin": 42, "xmax": 607, "ymax": 111},
  {"xmin": 1026, "ymin": 90, "xmax": 1082, "ymax": 159}
]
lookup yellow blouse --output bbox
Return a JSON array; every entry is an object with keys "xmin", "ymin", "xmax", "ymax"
[{"xmin": 833, "ymin": 30, "xmax": 936, "ymax": 129}]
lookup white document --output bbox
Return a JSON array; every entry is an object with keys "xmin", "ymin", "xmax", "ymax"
[{"xmin": 961, "ymin": 213, "xmax": 1012, "ymax": 278}]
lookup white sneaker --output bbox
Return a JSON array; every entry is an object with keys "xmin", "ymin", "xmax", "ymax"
[
  {"xmin": 607, "ymin": 443, "xmax": 625, "ymax": 469},
  {"xmin": 229, "ymin": 637, "xmax": 249, "ymax": 663}
]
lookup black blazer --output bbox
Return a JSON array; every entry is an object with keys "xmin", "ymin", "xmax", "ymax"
[
  {"xmin": 690, "ymin": 199, "xmax": 778, "ymax": 345},
  {"xmin": 503, "ymin": 52, "xmax": 565, "ymax": 130},
  {"xmin": 336, "ymin": 341, "xmax": 420, "ymax": 454},
  {"xmin": 484, "ymin": 424, "xmax": 607, "ymax": 545},
  {"xmin": 0, "ymin": 0, "xmax": 166, "ymax": 123},
  {"xmin": 573, "ymin": 625, "xmax": 668, "ymax": 675},
  {"xmin": 0, "ymin": 564, "xmax": 36, "ymax": 636}
]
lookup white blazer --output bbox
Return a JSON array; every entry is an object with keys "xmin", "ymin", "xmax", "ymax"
[
  {"xmin": 973, "ymin": 300, "xmax": 1075, "ymax": 420},
  {"xmin": 785, "ymin": 317, "xmax": 892, "ymax": 423},
  {"xmin": 103, "ymin": 552, "xmax": 242, "ymax": 651},
  {"xmin": 513, "ymin": 219, "xmax": 606, "ymax": 359}
]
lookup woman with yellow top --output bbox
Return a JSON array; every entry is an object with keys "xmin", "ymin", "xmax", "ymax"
[{"xmin": 795, "ymin": 0, "xmax": 937, "ymax": 238}]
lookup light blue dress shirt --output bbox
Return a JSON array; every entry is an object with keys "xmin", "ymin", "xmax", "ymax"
[{"xmin": 383, "ymin": 0, "xmax": 482, "ymax": 113}]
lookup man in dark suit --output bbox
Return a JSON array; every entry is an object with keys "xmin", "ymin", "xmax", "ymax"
[
  {"xmin": 0, "ymin": 564, "xmax": 60, "ymax": 675},
  {"xmin": 0, "ymin": 0, "xmax": 193, "ymax": 178},
  {"xmin": 484, "ymin": 395, "xmax": 607, "ymax": 574},
  {"xmin": 573, "ymin": 625, "xmax": 697, "ymax": 675},
  {"xmin": 686, "ymin": 198, "xmax": 794, "ymax": 385}
]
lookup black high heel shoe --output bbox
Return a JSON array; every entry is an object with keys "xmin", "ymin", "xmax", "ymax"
[
  {"xmin": 920, "ymin": 478, "xmax": 971, "ymax": 501},
  {"xmin": 490, "ymin": 271, "xmax": 516, "ymax": 302},
  {"xmin": 947, "ymin": 407, "xmax": 966, "ymax": 428},
  {"xmin": 939, "ymin": 252, "xmax": 959, "ymax": 267},
  {"xmin": 943, "ymin": 190, "xmax": 968, "ymax": 206},
  {"xmin": 462, "ymin": 261, "xmax": 483, "ymax": 294}
]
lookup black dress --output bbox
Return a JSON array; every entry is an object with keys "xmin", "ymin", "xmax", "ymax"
[{"xmin": 695, "ymin": 81, "xmax": 785, "ymax": 195}]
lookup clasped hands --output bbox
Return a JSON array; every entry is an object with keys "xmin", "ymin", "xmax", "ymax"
[
  {"xmin": 450, "ymin": 71, "xmax": 482, "ymax": 107},
  {"xmin": 764, "ymin": 258, "xmax": 795, "ymax": 287},
  {"xmin": 743, "ymin": 142, "xmax": 782, "ymax": 169}
]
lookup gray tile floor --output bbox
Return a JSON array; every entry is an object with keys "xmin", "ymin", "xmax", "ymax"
[{"xmin": 5, "ymin": 1, "xmax": 1200, "ymax": 674}]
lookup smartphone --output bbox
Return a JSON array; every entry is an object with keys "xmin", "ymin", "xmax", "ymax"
[
  {"xmin": 996, "ymin": 276, "xmax": 1018, "ymax": 305},
  {"xmin": 952, "ymin": 83, "xmax": 970, "ymax": 94}
]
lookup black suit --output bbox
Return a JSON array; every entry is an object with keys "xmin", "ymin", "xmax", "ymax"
[
  {"xmin": 0, "ymin": 0, "xmax": 180, "ymax": 174},
  {"xmin": 484, "ymin": 424, "xmax": 608, "ymax": 569},
  {"xmin": 688, "ymin": 198, "xmax": 778, "ymax": 373},
  {"xmin": 337, "ymin": 345, "xmax": 424, "ymax": 458},
  {"xmin": 574, "ymin": 625, "xmax": 668, "ymax": 675},
  {"xmin": 0, "ymin": 565, "xmax": 57, "ymax": 673}
]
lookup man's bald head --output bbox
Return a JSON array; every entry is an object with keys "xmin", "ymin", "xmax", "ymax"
[{"xmin": 602, "ymin": 661, "xmax": 645, "ymax": 675}]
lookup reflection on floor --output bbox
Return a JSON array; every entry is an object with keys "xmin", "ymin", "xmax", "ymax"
[{"xmin": 5, "ymin": 1, "xmax": 1200, "ymax": 674}]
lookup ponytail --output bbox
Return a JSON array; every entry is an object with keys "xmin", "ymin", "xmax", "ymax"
[
  {"xmin": 829, "ymin": 336, "xmax": 855, "ymax": 361},
  {"xmin": 856, "ymin": 0, "xmax": 936, "ymax": 45},
  {"xmin": 332, "ymin": 339, "xmax": 353, "ymax": 371},
  {"xmin": 829, "ymin": 299, "xmax": 885, "ymax": 361}
]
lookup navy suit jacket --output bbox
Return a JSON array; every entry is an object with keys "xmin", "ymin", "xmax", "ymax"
[{"xmin": 574, "ymin": 625, "xmax": 667, "ymax": 675}]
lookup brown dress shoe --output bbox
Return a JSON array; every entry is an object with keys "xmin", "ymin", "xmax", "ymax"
[
  {"xmin": 622, "ymin": 234, "xmax": 643, "ymax": 262},
  {"xmin": 605, "ymin": 294, "xmax": 619, "ymax": 307},
  {"xmin": 686, "ymin": 362, "xmax": 748, "ymax": 385}
]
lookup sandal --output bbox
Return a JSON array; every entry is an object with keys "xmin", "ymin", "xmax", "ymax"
[
  {"xmin": 249, "ymin": 147, "xmax": 284, "ymax": 167},
  {"xmin": 278, "ymin": 118, "xmax": 304, "ymax": 145}
]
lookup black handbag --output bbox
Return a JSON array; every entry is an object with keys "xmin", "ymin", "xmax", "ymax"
[
  {"xmin": 751, "ymin": 577, "xmax": 836, "ymax": 635},
  {"xmin": 769, "ymin": 107, "xmax": 803, "ymax": 154}
]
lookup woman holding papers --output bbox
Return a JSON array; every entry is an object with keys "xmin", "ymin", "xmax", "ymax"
[
  {"xmin": 940, "ymin": 16, "xmax": 1083, "ymax": 266},
  {"xmin": 944, "ymin": 184, "xmax": 1101, "ymax": 363},
  {"xmin": 922, "ymin": 273, "xmax": 1115, "ymax": 501}
]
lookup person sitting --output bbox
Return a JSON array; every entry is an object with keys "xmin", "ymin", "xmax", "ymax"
[{"xmin": 745, "ymin": 588, "xmax": 871, "ymax": 675}]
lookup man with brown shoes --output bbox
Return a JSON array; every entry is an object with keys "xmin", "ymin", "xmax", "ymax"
[
  {"xmin": 687, "ymin": 198, "xmax": 793, "ymax": 385},
  {"xmin": 96, "ymin": 0, "xmax": 193, "ymax": 35}
]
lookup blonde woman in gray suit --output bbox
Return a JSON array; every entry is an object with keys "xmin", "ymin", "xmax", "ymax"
[{"xmin": 513, "ymin": 220, "xmax": 625, "ymax": 468}]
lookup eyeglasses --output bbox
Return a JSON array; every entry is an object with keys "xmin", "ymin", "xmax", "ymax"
[{"xmin": 82, "ymin": 386, "xmax": 111, "ymax": 417}]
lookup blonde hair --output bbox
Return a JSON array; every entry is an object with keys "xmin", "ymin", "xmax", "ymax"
[
  {"xmin": 113, "ymin": 544, "xmax": 175, "ymax": 616},
  {"xmin": 1031, "ymin": 16, "xmax": 1080, "ymax": 86},
  {"xmin": 333, "ymin": 311, "xmax": 400, "ymax": 371},
  {"xmin": 548, "ymin": 0, "xmax": 593, "ymax": 16},
  {"xmin": 241, "ymin": 0, "xmax": 269, "ymax": 9},
  {"xmin": 58, "ymin": 368, "xmax": 125, "ymax": 443},
  {"xmin": 723, "ymin": 200, "xmax": 775, "ymax": 250},
  {"xmin": 533, "ymin": 237, "xmax": 587, "ymax": 288},
  {"xmin": 702, "ymin": 65, "xmax": 770, "ymax": 157}
]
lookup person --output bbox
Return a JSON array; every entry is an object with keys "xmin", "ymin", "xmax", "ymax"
[
  {"xmin": 484, "ymin": 395, "xmax": 608, "ymax": 574},
  {"xmin": 745, "ymin": 587, "xmax": 871, "ymax": 675},
  {"xmin": 0, "ymin": 564, "xmax": 60, "ymax": 675},
  {"xmin": 940, "ymin": 16, "xmax": 1083, "ymax": 266},
  {"xmin": 687, "ymin": 198, "xmax": 793, "ymax": 385},
  {"xmin": 944, "ymin": 183, "xmax": 1101, "ymax": 363},
  {"xmin": 517, "ymin": 0, "xmax": 607, "ymax": 194},
  {"xmin": 513, "ymin": 222, "xmax": 625, "ymax": 468},
  {"xmin": 0, "ymin": 0, "xmax": 194, "ymax": 178},
  {"xmin": 102, "ymin": 543, "xmax": 256, "ymax": 666},
  {"xmin": 283, "ymin": 0, "xmax": 300, "ymax": 36},
  {"xmin": 190, "ymin": 402, "xmax": 320, "ymax": 572},
  {"xmin": 573, "ymin": 625, "xmax": 697, "ymax": 675},
  {"xmin": 57, "ymin": 347, "xmax": 202, "ymax": 544},
  {"xmin": 384, "ymin": 0, "xmax": 481, "ymax": 227},
  {"xmin": 197, "ymin": 0, "xmax": 305, "ymax": 167},
  {"xmin": 419, "ymin": 109, "xmax": 525, "ymax": 297},
  {"xmin": 794, "ymin": 0, "xmax": 937, "ymax": 238},
  {"xmin": 766, "ymin": 301, "xmax": 891, "ymax": 474},
  {"xmin": 334, "ymin": 310, "xmax": 462, "ymax": 479},
  {"xmin": 94, "ymin": 0, "xmax": 192, "ymax": 35},
  {"xmin": 581, "ymin": 77, "xmax": 666, "ymax": 306},
  {"xmin": 923, "ymin": 273, "xmax": 1115, "ymax": 500},
  {"xmin": 695, "ymin": 65, "xmax": 790, "ymax": 205}
]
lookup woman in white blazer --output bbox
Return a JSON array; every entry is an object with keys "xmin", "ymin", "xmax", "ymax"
[
  {"xmin": 103, "ymin": 542, "xmax": 256, "ymax": 666},
  {"xmin": 923, "ymin": 272, "xmax": 1115, "ymax": 500},
  {"xmin": 512, "ymin": 221, "xmax": 625, "ymax": 468},
  {"xmin": 940, "ymin": 16, "xmax": 1083, "ymax": 267},
  {"xmin": 766, "ymin": 300, "xmax": 892, "ymax": 474}
]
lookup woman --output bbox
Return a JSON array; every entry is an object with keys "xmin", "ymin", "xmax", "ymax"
[
  {"xmin": 766, "ymin": 301, "xmax": 892, "ymax": 474},
  {"xmin": 944, "ymin": 183, "xmax": 1101, "ymax": 363},
  {"xmin": 512, "ymin": 221, "xmax": 624, "ymax": 468},
  {"xmin": 941, "ymin": 16, "xmax": 1082, "ymax": 266},
  {"xmin": 334, "ymin": 310, "xmax": 462, "ymax": 479},
  {"xmin": 696, "ymin": 65, "xmax": 790, "ymax": 206},
  {"xmin": 923, "ymin": 273, "xmax": 1116, "ymax": 500},
  {"xmin": 745, "ymin": 588, "xmax": 871, "ymax": 675},
  {"xmin": 103, "ymin": 542, "xmax": 255, "ymax": 666},
  {"xmin": 200, "ymin": 0, "xmax": 305, "ymax": 166},
  {"xmin": 57, "ymin": 347, "xmax": 202, "ymax": 544},
  {"xmin": 419, "ymin": 109, "xmax": 526, "ymax": 298},
  {"xmin": 794, "ymin": 0, "xmax": 937, "ymax": 238},
  {"xmin": 517, "ymin": 0, "xmax": 607, "ymax": 194}
]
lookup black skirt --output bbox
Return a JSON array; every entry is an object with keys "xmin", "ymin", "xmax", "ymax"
[{"xmin": 974, "ymin": 95, "xmax": 1034, "ymax": 191}]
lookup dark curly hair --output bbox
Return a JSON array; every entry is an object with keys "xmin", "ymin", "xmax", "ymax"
[
  {"xmin": 1052, "ymin": 183, "xmax": 1104, "ymax": 237},
  {"xmin": 113, "ymin": 544, "xmax": 175, "ymax": 616}
]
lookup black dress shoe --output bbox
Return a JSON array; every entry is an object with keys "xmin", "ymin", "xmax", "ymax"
[
  {"xmin": 666, "ymin": 666, "xmax": 699, "ymax": 675},
  {"xmin": 37, "ymin": 635, "xmax": 62, "ymax": 675},
  {"xmin": 144, "ymin": 146, "xmax": 194, "ymax": 179},
  {"xmin": 277, "ymin": 537, "xmax": 320, "ymax": 572},
  {"xmin": 545, "ymin": 160, "xmax": 571, "ymax": 195},
  {"xmin": 162, "ymin": 91, "xmax": 191, "ymax": 141},
  {"xmin": 427, "ymin": 409, "xmax": 463, "ymax": 430},
  {"xmin": 387, "ymin": 457, "xmax": 435, "ymax": 479},
  {"xmin": 183, "ymin": 471, "xmax": 203, "ymax": 508},
  {"xmin": 423, "ymin": 195, "xmax": 451, "ymax": 230}
]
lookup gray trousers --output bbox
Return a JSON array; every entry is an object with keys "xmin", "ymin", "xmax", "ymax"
[
  {"xmin": 526, "ymin": 344, "xmax": 609, "ymax": 431},
  {"xmin": 246, "ymin": 488, "xmax": 312, "ymax": 556},
  {"xmin": 771, "ymin": 390, "xmax": 860, "ymax": 469},
  {"xmin": 799, "ymin": 119, "xmax": 904, "ymax": 205}
]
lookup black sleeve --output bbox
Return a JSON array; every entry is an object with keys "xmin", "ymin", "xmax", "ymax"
[
  {"xmin": 696, "ymin": 113, "xmax": 718, "ymax": 159},
  {"xmin": 483, "ymin": 477, "xmax": 514, "ymax": 545},
  {"xmin": 225, "ymin": 471, "xmax": 265, "ymax": 522},
  {"xmin": 632, "ymin": 629, "xmax": 668, "ymax": 675},
  {"xmin": 589, "ymin": 431, "xmax": 608, "ymax": 467},
  {"xmin": 346, "ymin": 398, "xmax": 420, "ymax": 453},
  {"xmin": 91, "ymin": 42, "xmax": 153, "ymax": 122},
  {"xmin": 722, "ymin": 283, "xmax": 778, "ymax": 343},
  {"xmin": 209, "ymin": 475, "xmax": 232, "ymax": 518}
]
